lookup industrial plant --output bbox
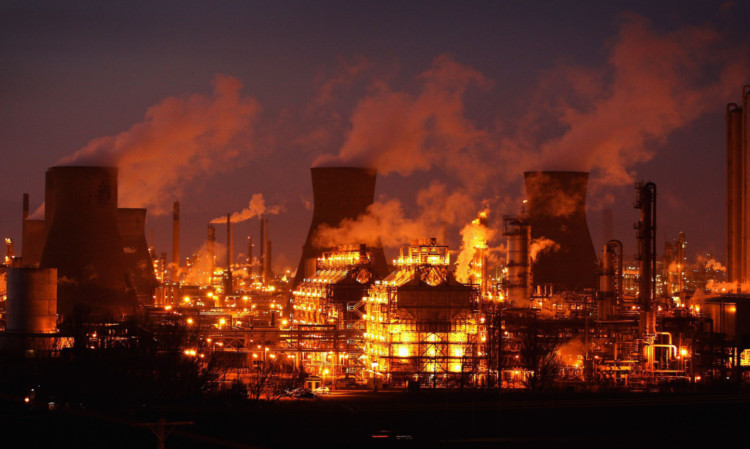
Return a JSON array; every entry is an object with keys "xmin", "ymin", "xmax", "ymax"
[{"xmin": 1, "ymin": 88, "xmax": 749, "ymax": 412}]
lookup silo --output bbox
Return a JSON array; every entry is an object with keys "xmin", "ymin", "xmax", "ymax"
[
  {"xmin": 40, "ymin": 166, "xmax": 136, "ymax": 320},
  {"xmin": 117, "ymin": 208, "xmax": 157, "ymax": 304},
  {"xmin": 524, "ymin": 171, "xmax": 598, "ymax": 291},
  {"xmin": 293, "ymin": 167, "xmax": 388, "ymax": 288},
  {"xmin": 6, "ymin": 268, "xmax": 57, "ymax": 333}
]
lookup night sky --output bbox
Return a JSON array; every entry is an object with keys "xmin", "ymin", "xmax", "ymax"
[{"xmin": 1, "ymin": 1, "xmax": 748, "ymax": 274}]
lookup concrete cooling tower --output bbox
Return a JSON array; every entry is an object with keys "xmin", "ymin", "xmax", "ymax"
[
  {"xmin": 293, "ymin": 167, "xmax": 388, "ymax": 288},
  {"xmin": 40, "ymin": 166, "xmax": 136, "ymax": 319},
  {"xmin": 118, "ymin": 208, "xmax": 157, "ymax": 304},
  {"xmin": 524, "ymin": 171, "xmax": 598, "ymax": 291}
]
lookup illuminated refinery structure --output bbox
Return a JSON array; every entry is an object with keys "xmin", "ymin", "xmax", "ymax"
[
  {"xmin": 3, "ymin": 101, "xmax": 750, "ymax": 394},
  {"xmin": 362, "ymin": 240, "xmax": 482, "ymax": 387}
]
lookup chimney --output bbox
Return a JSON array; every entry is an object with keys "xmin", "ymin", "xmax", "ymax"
[
  {"xmin": 293, "ymin": 167, "xmax": 388, "ymax": 288},
  {"xmin": 40, "ymin": 166, "xmax": 136, "ymax": 319},
  {"xmin": 172, "ymin": 201, "xmax": 180, "ymax": 280},
  {"xmin": 726, "ymin": 86, "xmax": 750, "ymax": 284},
  {"xmin": 208, "ymin": 224, "xmax": 216, "ymax": 282},
  {"xmin": 21, "ymin": 193, "xmax": 45, "ymax": 267},
  {"xmin": 259, "ymin": 216, "xmax": 265, "ymax": 278},
  {"xmin": 524, "ymin": 171, "xmax": 598, "ymax": 291},
  {"xmin": 266, "ymin": 239, "xmax": 273, "ymax": 282},
  {"xmin": 224, "ymin": 213, "xmax": 233, "ymax": 295}
]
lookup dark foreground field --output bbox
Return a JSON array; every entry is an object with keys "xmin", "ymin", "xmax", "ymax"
[{"xmin": 2, "ymin": 389, "xmax": 748, "ymax": 448}]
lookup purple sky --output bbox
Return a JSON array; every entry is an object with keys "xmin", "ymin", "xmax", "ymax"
[{"xmin": 1, "ymin": 1, "xmax": 748, "ymax": 274}]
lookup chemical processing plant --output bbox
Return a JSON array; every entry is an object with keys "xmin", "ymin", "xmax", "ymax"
[{"xmin": 1, "ymin": 87, "xmax": 749, "ymax": 401}]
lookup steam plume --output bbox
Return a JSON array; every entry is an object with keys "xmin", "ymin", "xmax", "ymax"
[
  {"xmin": 58, "ymin": 75, "xmax": 261, "ymax": 214},
  {"xmin": 210, "ymin": 193, "xmax": 282, "ymax": 224}
]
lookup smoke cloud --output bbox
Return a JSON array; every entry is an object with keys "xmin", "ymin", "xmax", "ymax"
[
  {"xmin": 210, "ymin": 193, "xmax": 282, "ymax": 224},
  {"xmin": 509, "ymin": 13, "xmax": 749, "ymax": 187},
  {"xmin": 307, "ymin": 13, "xmax": 747, "ymax": 261},
  {"xmin": 58, "ymin": 75, "xmax": 261, "ymax": 214},
  {"xmin": 313, "ymin": 198, "xmax": 434, "ymax": 248}
]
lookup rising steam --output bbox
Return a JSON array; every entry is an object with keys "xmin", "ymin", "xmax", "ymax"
[
  {"xmin": 57, "ymin": 75, "xmax": 261, "ymax": 214},
  {"xmin": 309, "ymin": 13, "xmax": 747, "ymax": 250},
  {"xmin": 455, "ymin": 210, "xmax": 496, "ymax": 284},
  {"xmin": 210, "ymin": 193, "xmax": 282, "ymax": 224},
  {"xmin": 530, "ymin": 238, "xmax": 559, "ymax": 262}
]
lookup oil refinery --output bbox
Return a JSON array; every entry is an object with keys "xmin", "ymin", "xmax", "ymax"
[{"xmin": 2, "ymin": 84, "xmax": 750, "ymax": 396}]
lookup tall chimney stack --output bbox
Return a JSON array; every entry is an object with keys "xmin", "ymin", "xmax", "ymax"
[
  {"xmin": 21, "ymin": 193, "xmax": 45, "ymax": 267},
  {"xmin": 259, "ymin": 216, "xmax": 265, "ymax": 279},
  {"xmin": 172, "ymin": 201, "xmax": 180, "ymax": 281},
  {"xmin": 208, "ymin": 224, "xmax": 216, "ymax": 282},
  {"xmin": 726, "ymin": 86, "xmax": 750, "ymax": 285}
]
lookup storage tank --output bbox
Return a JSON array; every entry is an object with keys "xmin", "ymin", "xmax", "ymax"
[
  {"xmin": 293, "ymin": 167, "xmax": 388, "ymax": 287},
  {"xmin": 40, "ymin": 166, "xmax": 136, "ymax": 320},
  {"xmin": 5, "ymin": 268, "xmax": 57, "ymax": 333},
  {"xmin": 524, "ymin": 171, "xmax": 598, "ymax": 291}
]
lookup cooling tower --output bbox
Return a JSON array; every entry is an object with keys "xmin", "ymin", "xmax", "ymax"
[
  {"xmin": 524, "ymin": 171, "xmax": 598, "ymax": 291},
  {"xmin": 117, "ymin": 208, "xmax": 157, "ymax": 304},
  {"xmin": 40, "ymin": 166, "xmax": 136, "ymax": 319},
  {"xmin": 22, "ymin": 219, "xmax": 45, "ymax": 267},
  {"xmin": 293, "ymin": 167, "xmax": 388, "ymax": 287}
]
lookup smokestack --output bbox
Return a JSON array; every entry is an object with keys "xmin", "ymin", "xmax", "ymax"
[
  {"xmin": 208, "ymin": 224, "xmax": 216, "ymax": 281},
  {"xmin": 21, "ymin": 193, "xmax": 45, "ymax": 267},
  {"xmin": 266, "ymin": 239, "xmax": 273, "ymax": 282},
  {"xmin": 172, "ymin": 201, "xmax": 180, "ymax": 281},
  {"xmin": 726, "ymin": 86, "xmax": 750, "ymax": 284},
  {"xmin": 39, "ymin": 166, "xmax": 136, "ymax": 319},
  {"xmin": 259, "ymin": 216, "xmax": 265, "ymax": 278},
  {"xmin": 22, "ymin": 193, "xmax": 29, "ymax": 220},
  {"xmin": 117, "ymin": 208, "xmax": 157, "ymax": 304},
  {"xmin": 226, "ymin": 214, "xmax": 231, "ymax": 269},
  {"xmin": 293, "ymin": 167, "xmax": 388, "ymax": 288},
  {"xmin": 224, "ymin": 214, "xmax": 233, "ymax": 295},
  {"xmin": 524, "ymin": 171, "xmax": 598, "ymax": 291}
]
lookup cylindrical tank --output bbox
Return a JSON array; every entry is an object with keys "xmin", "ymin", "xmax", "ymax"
[
  {"xmin": 504, "ymin": 215, "xmax": 531, "ymax": 306},
  {"xmin": 40, "ymin": 166, "xmax": 136, "ymax": 319},
  {"xmin": 524, "ymin": 171, "xmax": 598, "ymax": 291},
  {"xmin": 293, "ymin": 167, "xmax": 388, "ymax": 287},
  {"xmin": 6, "ymin": 268, "xmax": 57, "ymax": 333},
  {"xmin": 117, "ymin": 208, "xmax": 157, "ymax": 303}
]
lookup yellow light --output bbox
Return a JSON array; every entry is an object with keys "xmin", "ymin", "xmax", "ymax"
[{"xmin": 187, "ymin": 318, "xmax": 194, "ymax": 325}]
